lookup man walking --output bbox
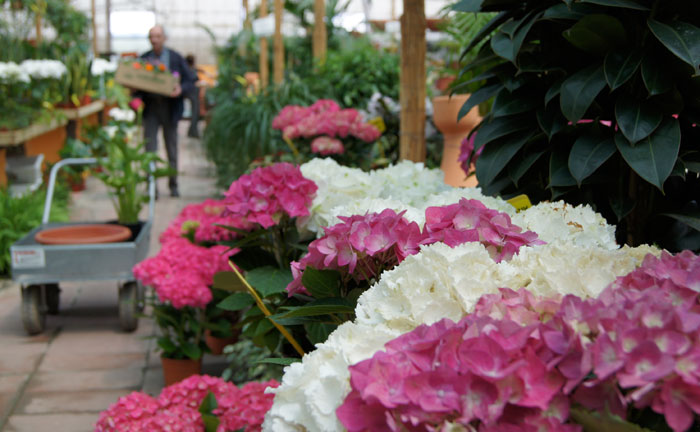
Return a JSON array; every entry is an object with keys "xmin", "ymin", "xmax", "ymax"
[{"xmin": 140, "ymin": 25, "xmax": 196, "ymax": 197}]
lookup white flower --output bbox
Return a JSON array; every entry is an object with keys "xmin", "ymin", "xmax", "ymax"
[
  {"xmin": 91, "ymin": 58, "xmax": 118, "ymax": 76},
  {"xmin": 365, "ymin": 92, "xmax": 400, "ymax": 117},
  {"xmin": 327, "ymin": 197, "xmax": 424, "ymax": 228},
  {"xmin": 19, "ymin": 59, "xmax": 67, "ymax": 80},
  {"xmin": 108, "ymin": 107, "xmax": 135, "ymax": 123},
  {"xmin": 370, "ymin": 160, "xmax": 450, "ymax": 207},
  {"xmin": 511, "ymin": 201, "xmax": 618, "ymax": 250},
  {"xmin": 422, "ymin": 187, "xmax": 516, "ymax": 216},
  {"xmin": 263, "ymin": 242, "xmax": 662, "ymax": 432},
  {"xmin": 0, "ymin": 62, "xmax": 30, "ymax": 83}
]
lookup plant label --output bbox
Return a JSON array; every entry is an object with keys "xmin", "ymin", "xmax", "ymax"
[{"xmin": 11, "ymin": 248, "xmax": 46, "ymax": 269}]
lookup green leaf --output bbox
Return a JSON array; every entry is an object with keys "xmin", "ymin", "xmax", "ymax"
[
  {"xmin": 661, "ymin": 211, "xmax": 700, "ymax": 232},
  {"xmin": 490, "ymin": 12, "xmax": 538, "ymax": 63},
  {"xmin": 563, "ymin": 14, "xmax": 626, "ymax": 55},
  {"xmin": 301, "ymin": 267, "xmax": 340, "ymax": 299},
  {"xmin": 460, "ymin": 11, "xmax": 513, "ymax": 56},
  {"xmin": 452, "ymin": 0, "xmax": 484, "ymax": 12},
  {"xmin": 182, "ymin": 342, "xmax": 202, "ymax": 360},
  {"xmin": 157, "ymin": 337, "xmax": 178, "ymax": 355},
  {"xmin": 647, "ymin": 19, "xmax": 700, "ymax": 75},
  {"xmin": 254, "ymin": 318, "xmax": 274, "ymax": 337},
  {"xmin": 568, "ymin": 134, "xmax": 616, "ymax": 185},
  {"xmin": 246, "ymin": 266, "xmax": 293, "ymax": 298},
  {"xmin": 581, "ymin": 0, "xmax": 649, "ymax": 10},
  {"xmin": 475, "ymin": 132, "xmax": 533, "ymax": 186},
  {"xmin": 229, "ymin": 248, "xmax": 278, "ymax": 272},
  {"xmin": 544, "ymin": 77, "xmax": 565, "ymax": 106},
  {"xmin": 274, "ymin": 298, "xmax": 354, "ymax": 319},
  {"xmin": 615, "ymin": 97, "xmax": 663, "ymax": 143},
  {"xmin": 256, "ymin": 357, "xmax": 301, "ymax": 366},
  {"xmin": 609, "ymin": 194, "xmax": 636, "ymax": 222},
  {"xmin": 542, "ymin": 3, "xmax": 596, "ymax": 21},
  {"xmin": 305, "ymin": 322, "xmax": 337, "ymax": 345},
  {"xmin": 604, "ymin": 50, "xmax": 642, "ymax": 90},
  {"xmin": 199, "ymin": 392, "xmax": 220, "ymax": 432},
  {"xmin": 560, "ymin": 65, "xmax": 607, "ymax": 122},
  {"xmin": 509, "ymin": 151, "xmax": 544, "ymax": 186},
  {"xmin": 491, "ymin": 89, "xmax": 539, "ymax": 117},
  {"xmin": 549, "ymin": 150, "xmax": 577, "ymax": 187},
  {"xmin": 615, "ymin": 119, "xmax": 681, "ymax": 191},
  {"xmin": 536, "ymin": 104, "xmax": 567, "ymax": 140},
  {"xmin": 641, "ymin": 53, "xmax": 673, "ymax": 96},
  {"xmin": 458, "ymin": 84, "xmax": 503, "ymax": 121},
  {"xmin": 212, "ymin": 271, "xmax": 246, "ymax": 293},
  {"xmin": 218, "ymin": 292, "xmax": 255, "ymax": 311},
  {"xmin": 570, "ymin": 407, "xmax": 656, "ymax": 432},
  {"xmin": 473, "ymin": 115, "xmax": 532, "ymax": 150}
]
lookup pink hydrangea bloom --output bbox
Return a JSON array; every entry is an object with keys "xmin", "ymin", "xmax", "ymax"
[
  {"xmin": 223, "ymin": 163, "xmax": 317, "ymax": 229},
  {"xmin": 159, "ymin": 199, "xmax": 253, "ymax": 245},
  {"xmin": 310, "ymin": 136, "xmax": 345, "ymax": 155},
  {"xmin": 458, "ymin": 133, "xmax": 482, "ymax": 177},
  {"xmin": 95, "ymin": 375, "xmax": 278, "ymax": 432},
  {"xmin": 423, "ymin": 198, "xmax": 544, "ymax": 262},
  {"xmin": 133, "ymin": 238, "xmax": 236, "ymax": 309}
]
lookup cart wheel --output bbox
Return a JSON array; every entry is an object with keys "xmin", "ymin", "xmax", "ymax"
[
  {"xmin": 21, "ymin": 285, "xmax": 46, "ymax": 335},
  {"xmin": 119, "ymin": 282, "xmax": 139, "ymax": 332},
  {"xmin": 45, "ymin": 284, "xmax": 60, "ymax": 315},
  {"xmin": 136, "ymin": 281, "xmax": 146, "ymax": 313}
]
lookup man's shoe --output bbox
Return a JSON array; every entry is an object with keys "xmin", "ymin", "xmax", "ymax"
[{"xmin": 170, "ymin": 188, "xmax": 180, "ymax": 198}]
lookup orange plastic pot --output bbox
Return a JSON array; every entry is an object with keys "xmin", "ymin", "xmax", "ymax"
[{"xmin": 161, "ymin": 356, "xmax": 202, "ymax": 386}]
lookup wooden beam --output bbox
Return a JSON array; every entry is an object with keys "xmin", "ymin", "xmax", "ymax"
[
  {"xmin": 273, "ymin": 0, "xmax": 284, "ymax": 84},
  {"xmin": 313, "ymin": 0, "xmax": 327, "ymax": 61},
  {"xmin": 91, "ymin": 0, "xmax": 98, "ymax": 55},
  {"xmin": 399, "ymin": 0, "xmax": 426, "ymax": 162},
  {"xmin": 35, "ymin": 15, "xmax": 42, "ymax": 43},
  {"xmin": 243, "ymin": 0, "xmax": 252, "ymax": 30},
  {"xmin": 105, "ymin": 0, "xmax": 112, "ymax": 53},
  {"xmin": 260, "ymin": 0, "xmax": 269, "ymax": 89}
]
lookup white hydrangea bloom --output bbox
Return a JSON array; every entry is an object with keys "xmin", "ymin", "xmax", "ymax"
[
  {"xmin": 263, "ymin": 242, "xmax": 662, "ymax": 432},
  {"xmin": 422, "ymin": 187, "xmax": 516, "ymax": 216},
  {"xmin": 91, "ymin": 58, "xmax": 118, "ymax": 76},
  {"xmin": 327, "ymin": 197, "xmax": 424, "ymax": 228},
  {"xmin": 370, "ymin": 160, "xmax": 450, "ymax": 206},
  {"xmin": 0, "ymin": 62, "xmax": 30, "ymax": 83},
  {"xmin": 511, "ymin": 201, "xmax": 617, "ymax": 250},
  {"xmin": 20, "ymin": 59, "xmax": 67, "ymax": 79},
  {"xmin": 108, "ymin": 107, "xmax": 135, "ymax": 123}
]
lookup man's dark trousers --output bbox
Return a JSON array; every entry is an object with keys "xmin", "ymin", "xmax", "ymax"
[{"xmin": 144, "ymin": 96, "xmax": 178, "ymax": 193}]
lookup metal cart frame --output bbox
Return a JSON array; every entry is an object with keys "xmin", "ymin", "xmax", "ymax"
[{"xmin": 9, "ymin": 158, "xmax": 155, "ymax": 334}]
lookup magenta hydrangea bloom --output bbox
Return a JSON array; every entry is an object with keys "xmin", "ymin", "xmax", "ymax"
[
  {"xmin": 95, "ymin": 375, "xmax": 278, "ymax": 432},
  {"xmin": 458, "ymin": 133, "xmax": 483, "ymax": 177},
  {"xmin": 224, "ymin": 163, "xmax": 317, "ymax": 229},
  {"xmin": 133, "ymin": 238, "xmax": 235, "ymax": 309},
  {"xmin": 310, "ymin": 136, "xmax": 345, "ymax": 155},
  {"xmin": 423, "ymin": 198, "xmax": 544, "ymax": 262},
  {"xmin": 159, "ymin": 198, "xmax": 253, "ymax": 245},
  {"xmin": 339, "ymin": 251, "xmax": 700, "ymax": 432}
]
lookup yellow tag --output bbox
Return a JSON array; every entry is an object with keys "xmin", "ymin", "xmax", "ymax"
[
  {"xmin": 507, "ymin": 194, "xmax": 532, "ymax": 212},
  {"xmin": 368, "ymin": 116, "xmax": 386, "ymax": 133}
]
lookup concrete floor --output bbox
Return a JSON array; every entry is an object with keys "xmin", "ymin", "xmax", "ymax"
[{"xmin": 0, "ymin": 123, "xmax": 228, "ymax": 431}]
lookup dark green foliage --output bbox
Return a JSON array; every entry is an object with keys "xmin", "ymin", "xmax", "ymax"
[{"xmin": 454, "ymin": 0, "xmax": 700, "ymax": 250}]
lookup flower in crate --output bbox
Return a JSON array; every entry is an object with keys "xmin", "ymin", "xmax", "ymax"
[
  {"xmin": 96, "ymin": 375, "xmax": 278, "ymax": 432},
  {"xmin": 310, "ymin": 136, "xmax": 344, "ymax": 156},
  {"xmin": 224, "ymin": 163, "xmax": 317, "ymax": 229}
]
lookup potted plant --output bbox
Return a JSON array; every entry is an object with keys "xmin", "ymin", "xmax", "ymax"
[
  {"xmin": 60, "ymin": 45, "xmax": 93, "ymax": 108},
  {"xmin": 57, "ymin": 137, "xmax": 91, "ymax": 191},
  {"xmin": 453, "ymin": 0, "xmax": 700, "ymax": 251}
]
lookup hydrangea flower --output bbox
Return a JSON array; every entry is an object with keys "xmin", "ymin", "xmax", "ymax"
[
  {"xmin": 458, "ymin": 133, "xmax": 482, "ymax": 177},
  {"xmin": 96, "ymin": 375, "xmax": 278, "ymax": 432},
  {"xmin": 224, "ymin": 163, "xmax": 317, "ymax": 229},
  {"xmin": 310, "ymin": 136, "xmax": 345, "ymax": 155},
  {"xmin": 159, "ymin": 198, "xmax": 251, "ymax": 245}
]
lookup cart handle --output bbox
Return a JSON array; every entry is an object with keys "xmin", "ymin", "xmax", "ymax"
[{"xmin": 42, "ymin": 158, "xmax": 156, "ymax": 224}]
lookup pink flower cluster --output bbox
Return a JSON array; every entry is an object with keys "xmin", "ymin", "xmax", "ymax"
[
  {"xmin": 224, "ymin": 163, "xmax": 317, "ymax": 229},
  {"xmin": 458, "ymin": 133, "xmax": 482, "ymax": 177},
  {"xmin": 287, "ymin": 209, "xmax": 423, "ymax": 296},
  {"xmin": 338, "ymin": 250, "xmax": 700, "ymax": 432},
  {"xmin": 159, "ymin": 199, "xmax": 253, "ymax": 245},
  {"xmin": 287, "ymin": 199, "xmax": 542, "ymax": 296},
  {"xmin": 310, "ymin": 136, "xmax": 345, "ymax": 155},
  {"xmin": 272, "ymin": 99, "xmax": 381, "ymax": 144},
  {"xmin": 423, "ymin": 198, "xmax": 544, "ymax": 262},
  {"xmin": 133, "ymin": 238, "xmax": 235, "ymax": 309},
  {"xmin": 95, "ymin": 375, "xmax": 279, "ymax": 432}
]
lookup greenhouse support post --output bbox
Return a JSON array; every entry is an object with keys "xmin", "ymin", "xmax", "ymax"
[
  {"xmin": 274, "ymin": 0, "xmax": 284, "ymax": 84},
  {"xmin": 313, "ymin": 0, "xmax": 327, "ymax": 61},
  {"xmin": 399, "ymin": 0, "xmax": 426, "ymax": 162},
  {"xmin": 260, "ymin": 0, "xmax": 269, "ymax": 89}
]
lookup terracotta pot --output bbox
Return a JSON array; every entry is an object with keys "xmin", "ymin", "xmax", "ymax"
[
  {"xmin": 161, "ymin": 356, "xmax": 202, "ymax": 386},
  {"xmin": 35, "ymin": 224, "xmax": 131, "ymax": 245},
  {"xmin": 432, "ymin": 95, "xmax": 481, "ymax": 188},
  {"xmin": 205, "ymin": 329, "xmax": 239, "ymax": 355}
]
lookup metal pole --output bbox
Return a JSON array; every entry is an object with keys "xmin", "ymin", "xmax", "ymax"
[{"xmin": 91, "ymin": 0, "xmax": 98, "ymax": 55}]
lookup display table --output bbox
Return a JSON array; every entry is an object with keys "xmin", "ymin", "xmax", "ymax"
[{"xmin": 59, "ymin": 100, "xmax": 105, "ymax": 140}]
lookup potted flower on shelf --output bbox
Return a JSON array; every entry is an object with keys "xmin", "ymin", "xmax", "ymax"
[{"xmin": 57, "ymin": 137, "xmax": 91, "ymax": 191}]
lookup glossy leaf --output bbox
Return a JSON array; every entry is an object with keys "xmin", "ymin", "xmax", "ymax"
[
  {"xmin": 615, "ymin": 119, "xmax": 681, "ymax": 191},
  {"xmin": 460, "ymin": 11, "xmax": 513, "ymax": 57},
  {"xmin": 661, "ymin": 211, "xmax": 700, "ymax": 232},
  {"xmin": 301, "ymin": 267, "xmax": 340, "ymax": 299},
  {"xmin": 549, "ymin": 150, "xmax": 577, "ymax": 187},
  {"xmin": 246, "ymin": 266, "xmax": 293, "ymax": 298},
  {"xmin": 182, "ymin": 342, "xmax": 202, "ymax": 360},
  {"xmin": 570, "ymin": 408, "xmax": 655, "ymax": 432},
  {"xmin": 568, "ymin": 134, "xmax": 616, "ymax": 185},
  {"xmin": 641, "ymin": 52, "xmax": 674, "ymax": 96},
  {"xmin": 615, "ymin": 97, "xmax": 663, "ymax": 143},
  {"xmin": 458, "ymin": 83, "xmax": 503, "ymax": 120},
  {"xmin": 648, "ymin": 19, "xmax": 700, "ymax": 75},
  {"xmin": 199, "ymin": 392, "xmax": 220, "ymax": 432},
  {"xmin": 218, "ymin": 292, "xmax": 255, "ymax": 311},
  {"xmin": 304, "ymin": 322, "xmax": 336, "ymax": 345},
  {"xmin": 609, "ymin": 194, "xmax": 636, "ymax": 222},
  {"xmin": 544, "ymin": 77, "xmax": 565, "ymax": 106},
  {"xmin": 491, "ymin": 89, "xmax": 539, "ymax": 117},
  {"xmin": 490, "ymin": 12, "xmax": 538, "ymax": 63},
  {"xmin": 581, "ymin": 0, "xmax": 649, "ymax": 10},
  {"xmin": 256, "ymin": 357, "xmax": 300, "ymax": 366},
  {"xmin": 476, "ymin": 132, "xmax": 533, "ymax": 186},
  {"xmin": 274, "ymin": 298, "xmax": 354, "ymax": 318},
  {"xmin": 542, "ymin": 3, "xmax": 596, "ymax": 21},
  {"xmin": 604, "ymin": 50, "xmax": 643, "ymax": 90},
  {"xmin": 473, "ymin": 115, "xmax": 532, "ymax": 150},
  {"xmin": 563, "ymin": 15, "xmax": 626, "ymax": 54},
  {"xmin": 560, "ymin": 65, "xmax": 607, "ymax": 122},
  {"xmin": 452, "ymin": 0, "xmax": 484, "ymax": 12},
  {"xmin": 509, "ymin": 151, "xmax": 544, "ymax": 186},
  {"xmin": 536, "ymin": 105, "xmax": 567, "ymax": 140},
  {"xmin": 212, "ymin": 271, "xmax": 246, "ymax": 292}
]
